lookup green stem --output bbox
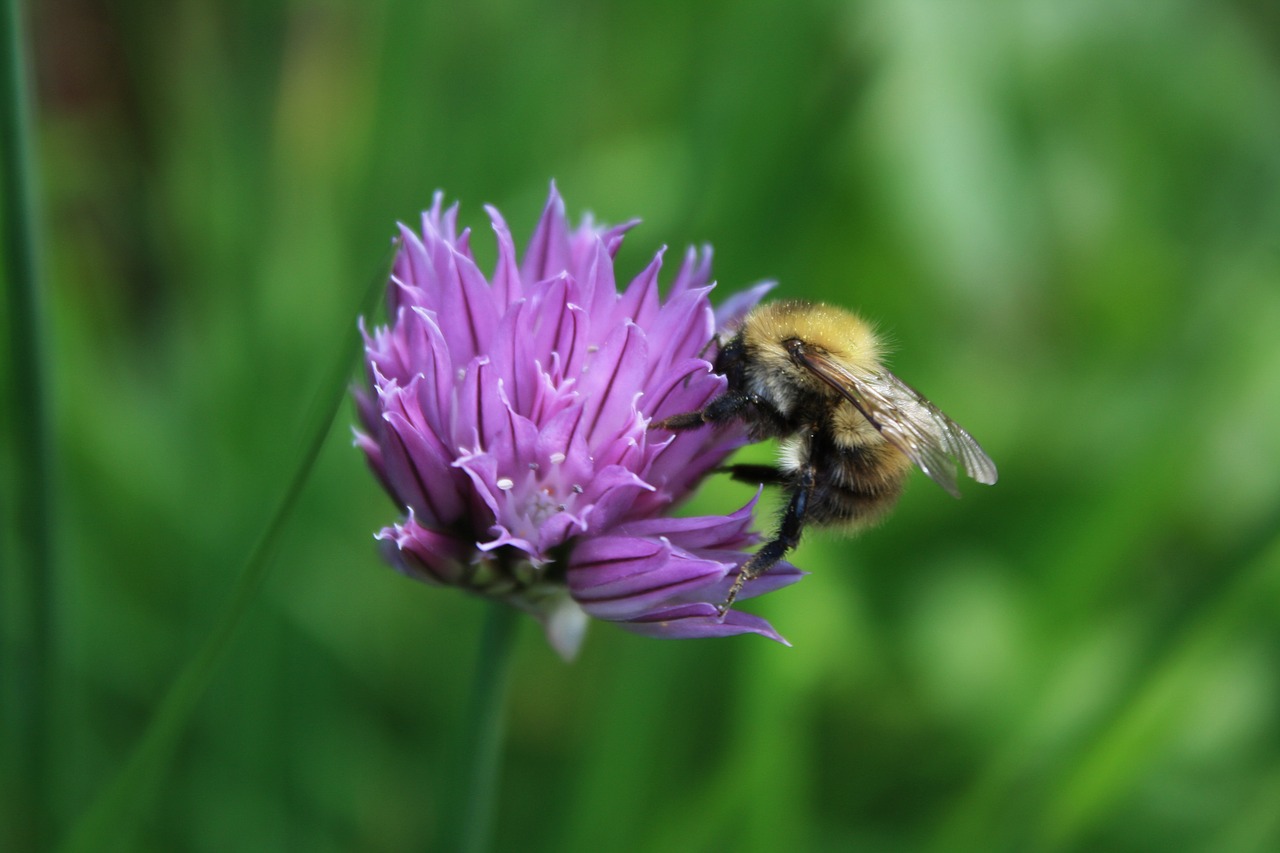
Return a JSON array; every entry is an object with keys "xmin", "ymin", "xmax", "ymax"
[
  {"xmin": 445, "ymin": 602, "xmax": 521, "ymax": 853},
  {"xmin": 57, "ymin": 250, "xmax": 392, "ymax": 853},
  {"xmin": 2, "ymin": 0, "xmax": 54, "ymax": 848}
]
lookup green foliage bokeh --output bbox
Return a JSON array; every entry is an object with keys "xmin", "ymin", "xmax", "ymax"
[{"xmin": 6, "ymin": 0, "xmax": 1280, "ymax": 850}]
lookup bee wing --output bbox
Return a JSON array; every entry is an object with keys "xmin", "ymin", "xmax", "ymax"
[{"xmin": 796, "ymin": 351, "xmax": 999, "ymax": 498}]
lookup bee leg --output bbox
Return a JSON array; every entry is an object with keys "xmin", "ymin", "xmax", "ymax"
[
  {"xmin": 650, "ymin": 391, "xmax": 787, "ymax": 433},
  {"xmin": 649, "ymin": 391, "xmax": 752, "ymax": 432},
  {"xmin": 646, "ymin": 410, "xmax": 708, "ymax": 431},
  {"xmin": 718, "ymin": 463, "xmax": 789, "ymax": 486},
  {"xmin": 718, "ymin": 463, "xmax": 815, "ymax": 615}
]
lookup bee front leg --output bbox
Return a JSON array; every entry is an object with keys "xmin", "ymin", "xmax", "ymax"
[
  {"xmin": 648, "ymin": 390, "xmax": 753, "ymax": 432},
  {"xmin": 718, "ymin": 464, "xmax": 789, "ymax": 486},
  {"xmin": 650, "ymin": 390, "xmax": 791, "ymax": 434},
  {"xmin": 719, "ymin": 461, "xmax": 815, "ymax": 615}
]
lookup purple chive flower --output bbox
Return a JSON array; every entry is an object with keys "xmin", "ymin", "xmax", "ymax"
[{"xmin": 354, "ymin": 185, "xmax": 800, "ymax": 658}]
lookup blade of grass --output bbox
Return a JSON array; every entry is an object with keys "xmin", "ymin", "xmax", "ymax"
[
  {"xmin": 56, "ymin": 246, "xmax": 393, "ymax": 853},
  {"xmin": 1, "ymin": 0, "xmax": 54, "ymax": 848}
]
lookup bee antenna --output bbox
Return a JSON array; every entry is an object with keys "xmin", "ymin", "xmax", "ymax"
[{"xmin": 682, "ymin": 333, "xmax": 724, "ymax": 388}]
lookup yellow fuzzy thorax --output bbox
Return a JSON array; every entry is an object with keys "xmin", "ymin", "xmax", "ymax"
[
  {"xmin": 742, "ymin": 298, "xmax": 880, "ymax": 361},
  {"xmin": 739, "ymin": 300, "xmax": 885, "ymax": 375}
]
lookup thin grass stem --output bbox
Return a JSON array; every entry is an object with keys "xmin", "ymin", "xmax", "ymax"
[
  {"xmin": 1, "ymin": 0, "xmax": 54, "ymax": 848},
  {"xmin": 56, "ymin": 248, "xmax": 392, "ymax": 853},
  {"xmin": 442, "ymin": 602, "xmax": 521, "ymax": 853}
]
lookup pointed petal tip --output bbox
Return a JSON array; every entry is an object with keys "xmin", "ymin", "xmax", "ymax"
[
  {"xmin": 615, "ymin": 602, "xmax": 791, "ymax": 644},
  {"xmin": 545, "ymin": 179, "xmax": 564, "ymax": 211},
  {"xmin": 714, "ymin": 280, "xmax": 777, "ymax": 330}
]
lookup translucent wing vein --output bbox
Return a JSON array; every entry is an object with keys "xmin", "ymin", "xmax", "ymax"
[{"xmin": 796, "ymin": 350, "xmax": 998, "ymax": 497}]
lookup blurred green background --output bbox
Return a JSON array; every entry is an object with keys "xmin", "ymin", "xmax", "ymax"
[{"xmin": 4, "ymin": 0, "xmax": 1280, "ymax": 850}]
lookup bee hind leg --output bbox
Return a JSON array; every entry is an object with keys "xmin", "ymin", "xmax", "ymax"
[{"xmin": 718, "ymin": 463, "xmax": 814, "ymax": 616}]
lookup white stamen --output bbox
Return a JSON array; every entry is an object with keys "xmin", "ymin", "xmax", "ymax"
[
  {"xmin": 549, "ymin": 452, "xmax": 566, "ymax": 464},
  {"xmin": 496, "ymin": 477, "xmax": 514, "ymax": 491}
]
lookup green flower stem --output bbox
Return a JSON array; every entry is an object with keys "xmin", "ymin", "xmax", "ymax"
[
  {"xmin": 57, "ymin": 250, "xmax": 391, "ymax": 853},
  {"xmin": 2, "ymin": 0, "xmax": 54, "ymax": 848},
  {"xmin": 445, "ymin": 602, "xmax": 521, "ymax": 853}
]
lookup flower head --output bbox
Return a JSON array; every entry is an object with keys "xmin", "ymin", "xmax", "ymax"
[{"xmin": 355, "ymin": 185, "xmax": 799, "ymax": 657}]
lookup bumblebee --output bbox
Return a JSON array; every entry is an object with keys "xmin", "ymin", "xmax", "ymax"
[{"xmin": 650, "ymin": 300, "xmax": 998, "ymax": 613}]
